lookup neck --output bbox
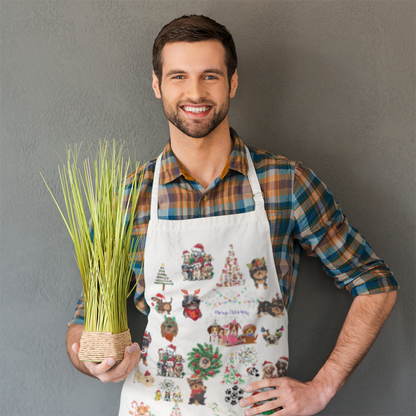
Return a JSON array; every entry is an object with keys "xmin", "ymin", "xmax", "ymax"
[{"xmin": 169, "ymin": 118, "xmax": 233, "ymax": 189}]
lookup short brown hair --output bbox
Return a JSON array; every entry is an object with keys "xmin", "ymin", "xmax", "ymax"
[{"xmin": 153, "ymin": 15, "xmax": 238, "ymax": 86}]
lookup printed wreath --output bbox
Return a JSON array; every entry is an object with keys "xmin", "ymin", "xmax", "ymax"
[{"xmin": 187, "ymin": 343, "xmax": 223, "ymax": 380}]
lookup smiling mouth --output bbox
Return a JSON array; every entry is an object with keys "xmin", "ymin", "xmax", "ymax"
[{"xmin": 180, "ymin": 105, "xmax": 212, "ymax": 115}]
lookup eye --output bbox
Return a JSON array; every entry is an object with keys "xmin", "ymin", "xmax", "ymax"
[
  {"xmin": 173, "ymin": 75, "xmax": 184, "ymax": 79},
  {"xmin": 205, "ymin": 75, "xmax": 216, "ymax": 80}
]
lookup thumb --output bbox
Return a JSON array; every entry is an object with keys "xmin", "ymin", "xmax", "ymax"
[{"xmin": 72, "ymin": 342, "xmax": 80, "ymax": 355}]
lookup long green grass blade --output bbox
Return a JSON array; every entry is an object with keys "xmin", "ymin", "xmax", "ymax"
[{"xmin": 41, "ymin": 140, "xmax": 143, "ymax": 334}]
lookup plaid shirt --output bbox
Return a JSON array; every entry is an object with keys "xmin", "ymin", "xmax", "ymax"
[{"xmin": 69, "ymin": 128, "xmax": 398, "ymax": 325}]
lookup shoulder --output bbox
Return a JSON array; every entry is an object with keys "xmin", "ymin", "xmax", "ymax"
[
  {"xmin": 123, "ymin": 158, "xmax": 158, "ymax": 207},
  {"xmin": 126, "ymin": 158, "xmax": 157, "ymax": 186},
  {"xmin": 247, "ymin": 145, "xmax": 319, "ymax": 183},
  {"xmin": 246, "ymin": 144, "xmax": 297, "ymax": 179}
]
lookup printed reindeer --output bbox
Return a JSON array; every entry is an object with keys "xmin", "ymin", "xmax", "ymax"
[
  {"xmin": 182, "ymin": 289, "xmax": 202, "ymax": 321},
  {"xmin": 261, "ymin": 326, "xmax": 284, "ymax": 346}
]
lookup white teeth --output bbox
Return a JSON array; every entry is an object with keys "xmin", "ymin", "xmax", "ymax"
[{"xmin": 183, "ymin": 106, "xmax": 210, "ymax": 113}]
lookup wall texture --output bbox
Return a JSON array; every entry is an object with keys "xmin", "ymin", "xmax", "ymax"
[{"xmin": 0, "ymin": 1, "xmax": 414, "ymax": 415}]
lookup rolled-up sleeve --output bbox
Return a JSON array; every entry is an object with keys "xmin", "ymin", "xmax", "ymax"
[
  {"xmin": 292, "ymin": 162, "xmax": 399, "ymax": 296},
  {"xmin": 133, "ymin": 262, "xmax": 150, "ymax": 315},
  {"xmin": 68, "ymin": 292, "xmax": 85, "ymax": 327}
]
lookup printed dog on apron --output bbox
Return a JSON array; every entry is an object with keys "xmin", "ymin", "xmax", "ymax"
[{"xmin": 119, "ymin": 147, "xmax": 289, "ymax": 416}]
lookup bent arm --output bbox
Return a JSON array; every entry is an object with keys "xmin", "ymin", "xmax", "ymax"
[
  {"xmin": 241, "ymin": 290, "xmax": 397, "ymax": 415},
  {"xmin": 312, "ymin": 290, "xmax": 397, "ymax": 404}
]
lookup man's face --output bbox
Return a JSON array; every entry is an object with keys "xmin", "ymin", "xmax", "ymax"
[{"xmin": 152, "ymin": 41, "xmax": 238, "ymax": 139}]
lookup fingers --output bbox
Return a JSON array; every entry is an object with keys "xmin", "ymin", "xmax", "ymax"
[
  {"xmin": 85, "ymin": 342, "xmax": 141, "ymax": 383},
  {"xmin": 111, "ymin": 344, "xmax": 141, "ymax": 383},
  {"xmin": 242, "ymin": 400, "xmax": 283, "ymax": 416},
  {"xmin": 84, "ymin": 357, "xmax": 117, "ymax": 380},
  {"xmin": 240, "ymin": 389, "xmax": 279, "ymax": 408},
  {"xmin": 71, "ymin": 342, "xmax": 80, "ymax": 355},
  {"xmin": 107, "ymin": 343, "xmax": 141, "ymax": 383},
  {"xmin": 245, "ymin": 378, "xmax": 283, "ymax": 393},
  {"xmin": 240, "ymin": 377, "xmax": 329, "ymax": 416},
  {"xmin": 126, "ymin": 343, "xmax": 141, "ymax": 374},
  {"xmin": 240, "ymin": 379, "xmax": 286, "ymax": 416}
]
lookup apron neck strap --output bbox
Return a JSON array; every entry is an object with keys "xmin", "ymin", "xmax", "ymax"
[
  {"xmin": 150, "ymin": 153, "xmax": 163, "ymax": 221},
  {"xmin": 150, "ymin": 144, "xmax": 265, "ymax": 220},
  {"xmin": 244, "ymin": 145, "xmax": 264, "ymax": 208}
]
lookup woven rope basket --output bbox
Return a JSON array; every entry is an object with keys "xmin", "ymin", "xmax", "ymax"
[{"xmin": 78, "ymin": 329, "xmax": 132, "ymax": 362}]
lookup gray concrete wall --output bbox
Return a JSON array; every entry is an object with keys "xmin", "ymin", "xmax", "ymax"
[{"xmin": 1, "ymin": 1, "xmax": 414, "ymax": 415}]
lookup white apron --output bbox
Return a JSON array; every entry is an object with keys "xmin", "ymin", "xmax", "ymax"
[{"xmin": 119, "ymin": 146, "xmax": 289, "ymax": 416}]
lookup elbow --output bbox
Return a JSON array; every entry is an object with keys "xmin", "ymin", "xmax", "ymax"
[{"xmin": 386, "ymin": 289, "xmax": 398, "ymax": 308}]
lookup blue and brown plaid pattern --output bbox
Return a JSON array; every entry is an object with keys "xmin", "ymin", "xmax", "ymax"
[{"xmin": 69, "ymin": 129, "xmax": 398, "ymax": 325}]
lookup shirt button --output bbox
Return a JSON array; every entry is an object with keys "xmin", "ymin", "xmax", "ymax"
[{"xmin": 203, "ymin": 195, "xmax": 207, "ymax": 201}]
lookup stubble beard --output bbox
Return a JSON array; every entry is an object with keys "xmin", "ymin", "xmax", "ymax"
[{"xmin": 161, "ymin": 96, "xmax": 230, "ymax": 139}]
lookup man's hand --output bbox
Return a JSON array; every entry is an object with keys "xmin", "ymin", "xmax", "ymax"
[
  {"xmin": 67, "ymin": 324, "xmax": 141, "ymax": 383},
  {"xmin": 239, "ymin": 377, "xmax": 331, "ymax": 416},
  {"xmin": 240, "ymin": 291, "xmax": 397, "ymax": 416}
]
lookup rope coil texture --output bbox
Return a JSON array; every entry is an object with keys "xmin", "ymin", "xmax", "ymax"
[{"xmin": 78, "ymin": 329, "xmax": 132, "ymax": 362}]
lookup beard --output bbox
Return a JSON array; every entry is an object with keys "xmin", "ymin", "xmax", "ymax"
[{"xmin": 160, "ymin": 96, "xmax": 230, "ymax": 139}]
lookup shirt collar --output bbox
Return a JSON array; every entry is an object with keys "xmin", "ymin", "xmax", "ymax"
[{"xmin": 159, "ymin": 127, "xmax": 248, "ymax": 185}]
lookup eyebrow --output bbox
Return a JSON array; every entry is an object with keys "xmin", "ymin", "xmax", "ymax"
[{"xmin": 165, "ymin": 68, "xmax": 225, "ymax": 77}]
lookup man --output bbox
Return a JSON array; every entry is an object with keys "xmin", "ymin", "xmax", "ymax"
[{"xmin": 67, "ymin": 15, "xmax": 398, "ymax": 416}]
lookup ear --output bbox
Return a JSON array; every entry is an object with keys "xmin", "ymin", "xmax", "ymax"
[
  {"xmin": 229, "ymin": 69, "xmax": 238, "ymax": 98},
  {"xmin": 152, "ymin": 70, "xmax": 162, "ymax": 99}
]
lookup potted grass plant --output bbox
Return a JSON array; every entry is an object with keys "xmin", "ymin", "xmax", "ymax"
[{"xmin": 41, "ymin": 140, "xmax": 143, "ymax": 362}]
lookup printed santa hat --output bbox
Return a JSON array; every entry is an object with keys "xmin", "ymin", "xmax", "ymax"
[
  {"xmin": 154, "ymin": 293, "xmax": 165, "ymax": 300},
  {"xmin": 144, "ymin": 370, "xmax": 151, "ymax": 376},
  {"xmin": 203, "ymin": 262, "xmax": 213, "ymax": 268},
  {"xmin": 192, "ymin": 243, "xmax": 205, "ymax": 253},
  {"xmin": 182, "ymin": 250, "xmax": 190, "ymax": 255},
  {"xmin": 262, "ymin": 361, "xmax": 273, "ymax": 367},
  {"xmin": 278, "ymin": 356, "xmax": 289, "ymax": 364},
  {"xmin": 167, "ymin": 344, "xmax": 177, "ymax": 352}
]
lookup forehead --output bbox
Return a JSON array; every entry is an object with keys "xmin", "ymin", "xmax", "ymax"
[{"xmin": 160, "ymin": 40, "xmax": 227, "ymax": 74}]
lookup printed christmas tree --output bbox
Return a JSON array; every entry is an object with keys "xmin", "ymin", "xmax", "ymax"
[
  {"xmin": 155, "ymin": 263, "xmax": 173, "ymax": 291},
  {"xmin": 217, "ymin": 245, "xmax": 245, "ymax": 287},
  {"xmin": 221, "ymin": 353, "xmax": 245, "ymax": 385}
]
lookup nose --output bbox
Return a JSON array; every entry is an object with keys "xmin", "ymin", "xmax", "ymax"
[{"xmin": 186, "ymin": 77, "xmax": 206, "ymax": 102}]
